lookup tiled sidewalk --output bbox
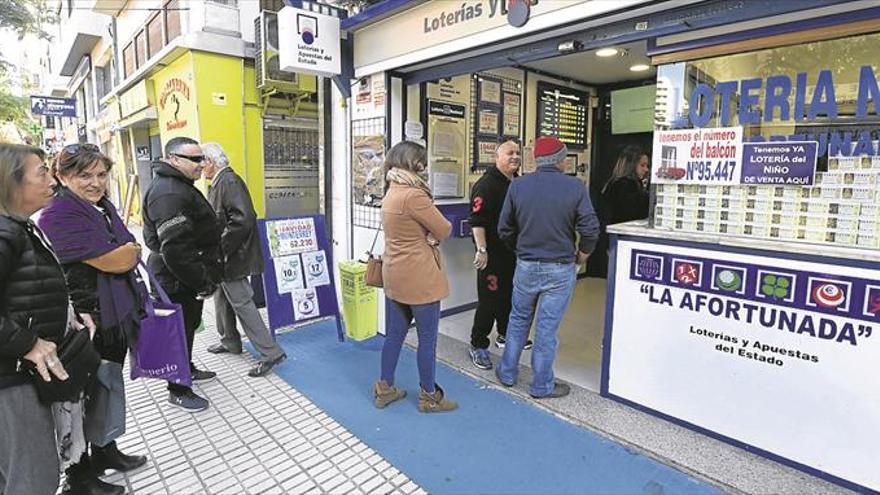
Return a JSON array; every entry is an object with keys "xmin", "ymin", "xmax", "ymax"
[{"xmin": 100, "ymin": 307, "xmax": 422, "ymax": 495}]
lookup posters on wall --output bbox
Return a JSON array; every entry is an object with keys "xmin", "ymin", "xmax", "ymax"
[
  {"xmin": 608, "ymin": 239, "xmax": 880, "ymax": 492},
  {"xmin": 428, "ymin": 100, "xmax": 467, "ymax": 198},
  {"xmin": 478, "ymin": 109, "xmax": 499, "ymax": 134},
  {"xmin": 351, "ymin": 135, "xmax": 386, "ymax": 207},
  {"xmin": 653, "ymin": 126, "xmax": 743, "ymax": 185},
  {"xmin": 302, "ymin": 250, "xmax": 331, "ymax": 288},
  {"xmin": 478, "ymin": 141, "xmax": 496, "ymax": 165},
  {"xmin": 274, "ymin": 254, "xmax": 305, "ymax": 293},
  {"xmin": 503, "ymin": 92, "xmax": 520, "ymax": 136},
  {"xmin": 479, "ymin": 78, "xmax": 501, "ymax": 104}
]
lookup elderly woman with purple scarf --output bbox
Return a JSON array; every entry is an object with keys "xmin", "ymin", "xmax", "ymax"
[{"xmin": 38, "ymin": 144, "xmax": 147, "ymax": 495}]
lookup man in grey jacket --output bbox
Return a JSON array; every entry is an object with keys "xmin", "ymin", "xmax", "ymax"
[{"xmin": 202, "ymin": 142, "xmax": 286, "ymax": 377}]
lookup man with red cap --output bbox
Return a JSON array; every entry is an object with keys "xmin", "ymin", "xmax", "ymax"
[{"xmin": 496, "ymin": 136, "xmax": 599, "ymax": 398}]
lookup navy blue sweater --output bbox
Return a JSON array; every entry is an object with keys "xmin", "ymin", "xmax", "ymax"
[{"xmin": 498, "ymin": 166, "xmax": 600, "ymax": 263}]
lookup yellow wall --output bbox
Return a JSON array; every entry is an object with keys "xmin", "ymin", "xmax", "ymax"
[{"xmin": 243, "ymin": 64, "xmax": 266, "ymax": 217}]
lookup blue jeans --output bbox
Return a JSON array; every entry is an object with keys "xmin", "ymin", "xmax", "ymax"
[
  {"xmin": 380, "ymin": 298, "xmax": 441, "ymax": 393},
  {"xmin": 497, "ymin": 259, "xmax": 577, "ymax": 397}
]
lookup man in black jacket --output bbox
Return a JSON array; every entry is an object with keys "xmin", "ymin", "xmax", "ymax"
[
  {"xmin": 143, "ymin": 136, "xmax": 222, "ymax": 412},
  {"xmin": 467, "ymin": 140, "xmax": 531, "ymax": 371},
  {"xmin": 201, "ymin": 142, "xmax": 286, "ymax": 377}
]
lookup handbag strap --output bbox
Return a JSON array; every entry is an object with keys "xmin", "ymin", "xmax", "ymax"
[
  {"xmin": 138, "ymin": 261, "xmax": 172, "ymax": 308},
  {"xmin": 368, "ymin": 226, "xmax": 382, "ymax": 255}
]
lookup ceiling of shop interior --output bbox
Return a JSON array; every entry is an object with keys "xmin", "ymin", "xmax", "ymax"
[{"xmin": 520, "ymin": 40, "xmax": 655, "ymax": 86}]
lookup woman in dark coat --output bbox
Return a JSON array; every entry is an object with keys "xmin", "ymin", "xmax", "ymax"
[
  {"xmin": 0, "ymin": 144, "xmax": 69, "ymax": 495},
  {"xmin": 589, "ymin": 146, "xmax": 650, "ymax": 277},
  {"xmin": 600, "ymin": 145, "xmax": 650, "ymax": 225},
  {"xmin": 39, "ymin": 144, "xmax": 147, "ymax": 495}
]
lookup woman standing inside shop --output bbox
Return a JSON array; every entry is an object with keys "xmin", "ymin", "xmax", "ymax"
[
  {"xmin": 39, "ymin": 144, "xmax": 147, "ymax": 495},
  {"xmin": 373, "ymin": 141, "xmax": 457, "ymax": 413},
  {"xmin": 0, "ymin": 144, "xmax": 69, "ymax": 495},
  {"xmin": 600, "ymin": 145, "xmax": 650, "ymax": 225}
]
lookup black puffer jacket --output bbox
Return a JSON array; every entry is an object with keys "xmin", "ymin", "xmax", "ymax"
[
  {"xmin": 208, "ymin": 167, "xmax": 264, "ymax": 281},
  {"xmin": 142, "ymin": 161, "xmax": 222, "ymax": 295},
  {"xmin": 0, "ymin": 215, "xmax": 69, "ymax": 389}
]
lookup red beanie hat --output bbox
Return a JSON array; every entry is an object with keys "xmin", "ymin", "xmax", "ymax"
[{"xmin": 533, "ymin": 136, "xmax": 568, "ymax": 167}]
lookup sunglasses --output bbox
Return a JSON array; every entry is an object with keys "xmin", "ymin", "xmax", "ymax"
[
  {"xmin": 62, "ymin": 143, "xmax": 100, "ymax": 155},
  {"xmin": 172, "ymin": 153, "xmax": 205, "ymax": 164}
]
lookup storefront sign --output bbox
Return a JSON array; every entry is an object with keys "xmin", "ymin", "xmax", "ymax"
[
  {"xmin": 153, "ymin": 59, "xmax": 199, "ymax": 141},
  {"xmin": 353, "ymin": 0, "xmax": 648, "ymax": 76},
  {"xmin": 119, "ymin": 80, "xmax": 151, "ymax": 117},
  {"xmin": 741, "ymin": 142, "xmax": 818, "ymax": 186},
  {"xmin": 608, "ymin": 238, "xmax": 880, "ymax": 493},
  {"xmin": 653, "ymin": 126, "xmax": 742, "ymax": 185},
  {"xmin": 687, "ymin": 65, "xmax": 880, "ymax": 158},
  {"xmin": 278, "ymin": 6, "xmax": 341, "ymax": 78},
  {"xmin": 30, "ymin": 96, "xmax": 76, "ymax": 117}
]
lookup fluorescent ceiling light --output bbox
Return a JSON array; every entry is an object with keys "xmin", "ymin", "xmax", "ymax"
[
  {"xmin": 630, "ymin": 64, "xmax": 650, "ymax": 72},
  {"xmin": 595, "ymin": 48, "xmax": 618, "ymax": 57}
]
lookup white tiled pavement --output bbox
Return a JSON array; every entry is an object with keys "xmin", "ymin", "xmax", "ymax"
[{"xmin": 98, "ymin": 306, "xmax": 423, "ymax": 495}]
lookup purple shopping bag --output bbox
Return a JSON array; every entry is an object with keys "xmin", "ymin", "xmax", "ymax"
[{"xmin": 130, "ymin": 262, "xmax": 192, "ymax": 388}]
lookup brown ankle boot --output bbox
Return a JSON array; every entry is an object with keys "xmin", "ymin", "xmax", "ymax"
[
  {"xmin": 374, "ymin": 380, "xmax": 406, "ymax": 408},
  {"xmin": 418, "ymin": 384, "xmax": 458, "ymax": 413}
]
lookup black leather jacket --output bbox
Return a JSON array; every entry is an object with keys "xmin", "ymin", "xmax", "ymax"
[
  {"xmin": 208, "ymin": 167, "xmax": 265, "ymax": 281},
  {"xmin": 142, "ymin": 161, "xmax": 222, "ymax": 295},
  {"xmin": 0, "ymin": 216, "xmax": 69, "ymax": 389}
]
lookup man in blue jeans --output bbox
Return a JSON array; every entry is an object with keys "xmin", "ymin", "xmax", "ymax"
[{"xmin": 496, "ymin": 136, "xmax": 600, "ymax": 398}]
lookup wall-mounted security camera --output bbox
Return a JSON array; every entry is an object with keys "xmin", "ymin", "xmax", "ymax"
[{"xmin": 557, "ymin": 40, "xmax": 583, "ymax": 54}]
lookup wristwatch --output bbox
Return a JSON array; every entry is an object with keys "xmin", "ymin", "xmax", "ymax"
[{"xmin": 476, "ymin": 247, "xmax": 487, "ymax": 254}]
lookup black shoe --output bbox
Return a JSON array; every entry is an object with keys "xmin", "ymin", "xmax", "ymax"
[
  {"xmin": 248, "ymin": 353, "xmax": 287, "ymax": 377},
  {"xmin": 207, "ymin": 343, "xmax": 241, "ymax": 354},
  {"xmin": 530, "ymin": 382, "xmax": 571, "ymax": 399},
  {"xmin": 91, "ymin": 441, "xmax": 147, "ymax": 474},
  {"xmin": 191, "ymin": 368, "xmax": 217, "ymax": 382},
  {"xmin": 168, "ymin": 390, "xmax": 210, "ymax": 412},
  {"xmin": 63, "ymin": 464, "xmax": 125, "ymax": 495},
  {"xmin": 495, "ymin": 335, "xmax": 533, "ymax": 350}
]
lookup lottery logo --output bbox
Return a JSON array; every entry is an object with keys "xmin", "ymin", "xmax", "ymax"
[
  {"xmin": 863, "ymin": 286, "xmax": 880, "ymax": 319},
  {"xmin": 308, "ymin": 253, "xmax": 325, "ymax": 277},
  {"xmin": 757, "ymin": 271, "xmax": 795, "ymax": 301},
  {"xmin": 634, "ymin": 254, "xmax": 663, "ymax": 281},
  {"xmin": 806, "ymin": 278, "xmax": 851, "ymax": 312},
  {"xmin": 297, "ymin": 14, "xmax": 318, "ymax": 45},
  {"xmin": 673, "ymin": 260, "xmax": 701, "ymax": 286},
  {"xmin": 507, "ymin": 0, "xmax": 531, "ymax": 28},
  {"xmin": 712, "ymin": 266, "xmax": 745, "ymax": 294}
]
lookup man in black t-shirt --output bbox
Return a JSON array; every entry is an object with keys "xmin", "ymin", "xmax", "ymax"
[{"xmin": 467, "ymin": 140, "xmax": 530, "ymax": 370}]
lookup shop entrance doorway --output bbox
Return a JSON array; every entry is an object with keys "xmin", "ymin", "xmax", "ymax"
[{"xmin": 435, "ymin": 40, "xmax": 657, "ymax": 392}]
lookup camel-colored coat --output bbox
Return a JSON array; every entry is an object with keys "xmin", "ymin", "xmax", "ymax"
[{"xmin": 381, "ymin": 182, "xmax": 452, "ymax": 305}]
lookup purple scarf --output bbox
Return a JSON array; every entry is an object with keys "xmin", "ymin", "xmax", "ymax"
[{"xmin": 38, "ymin": 188, "xmax": 143, "ymax": 331}]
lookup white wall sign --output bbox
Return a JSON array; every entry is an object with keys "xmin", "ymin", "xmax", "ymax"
[
  {"xmin": 652, "ymin": 126, "xmax": 742, "ymax": 185},
  {"xmin": 278, "ymin": 6, "xmax": 341, "ymax": 78},
  {"xmin": 609, "ymin": 238, "xmax": 880, "ymax": 492}
]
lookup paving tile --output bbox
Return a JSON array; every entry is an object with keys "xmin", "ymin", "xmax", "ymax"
[{"xmin": 99, "ymin": 306, "xmax": 419, "ymax": 495}]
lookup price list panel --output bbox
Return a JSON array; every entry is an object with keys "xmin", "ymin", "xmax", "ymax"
[{"xmin": 536, "ymin": 81, "xmax": 588, "ymax": 150}]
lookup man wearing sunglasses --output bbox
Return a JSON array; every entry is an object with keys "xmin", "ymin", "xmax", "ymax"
[{"xmin": 142, "ymin": 136, "xmax": 222, "ymax": 412}]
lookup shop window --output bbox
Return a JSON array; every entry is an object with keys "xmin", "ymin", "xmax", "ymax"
[
  {"xmin": 165, "ymin": 0, "xmax": 181, "ymax": 42},
  {"xmin": 122, "ymin": 43, "xmax": 135, "ymax": 79},
  {"xmin": 656, "ymin": 32, "xmax": 880, "ymax": 145},
  {"xmin": 135, "ymin": 30, "xmax": 147, "ymax": 68},
  {"xmin": 147, "ymin": 13, "xmax": 164, "ymax": 58}
]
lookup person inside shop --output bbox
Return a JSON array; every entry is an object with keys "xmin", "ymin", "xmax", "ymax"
[
  {"xmin": 39, "ymin": 143, "xmax": 148, "ymax": 495},
  {"xmin": 201, "ymin": 142, "xmax": 287, "ymax": 377},
  {"xmin": 467, "ymin": 140, "xmax": 532, "ymax": 371},
  {"xmin": 142, "ymin": 136, "xmax": 222, "ymax": 413},
  {"xmin": 0, "ymin": 144, "xmax": 70, "ymax": 495},
  {"xmin": 373, "ymin": 141, "xmax": 457, "ymax": 413},
  {"xmin": 592, "ymin": 146, "xmax": 650, "ymax": 276},
  {"xmin": 599, "ymin": 145, "xmax": 650, "ymax": 225},
  {"xmin": 496, "ymin": 136, "xmax": 599, "ymax": 399}
]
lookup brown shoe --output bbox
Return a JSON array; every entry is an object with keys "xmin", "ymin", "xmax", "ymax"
[
  {"xmin": 418, "ymin": 384, "xmax": 458, "ymax": 413},
  {"xmin": 374, "ymin": 380, "xmax": 406, "ymax": 408}
]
